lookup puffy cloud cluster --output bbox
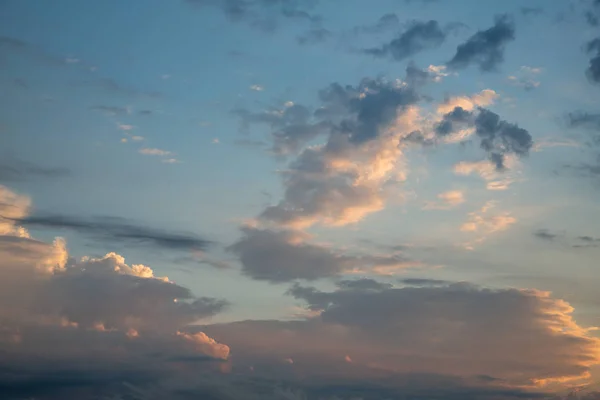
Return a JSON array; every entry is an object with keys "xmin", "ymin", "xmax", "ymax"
[
  {"xmin": 0, "ymin": 185, "xmax": 230, "ymax": 398},
  {"xmin": 251, "ymin": 74, "xmax": 423, "ymax": 229}
]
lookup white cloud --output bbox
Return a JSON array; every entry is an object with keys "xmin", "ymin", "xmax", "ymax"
[{"xmin": 139, "ymin": 148, "xmax": 173, "ymax": 156}]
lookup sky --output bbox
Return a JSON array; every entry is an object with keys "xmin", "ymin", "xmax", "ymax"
[{"xmin": 1, "ymin": 0, "xmax": 600, "ymax": 399}]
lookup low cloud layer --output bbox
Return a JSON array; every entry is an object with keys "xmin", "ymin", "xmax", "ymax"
[{"xmin": 204, "ymin": 280, "xmax": 600, "ymax": 388}]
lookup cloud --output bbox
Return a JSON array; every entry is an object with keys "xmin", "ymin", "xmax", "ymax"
[
  {"xmin": 352, "ymin": 13, "xmax": 399, "ymax": 35},
  {"xmin": 566, "ymin": 111, "xmax": 600, "ymax": 178},
  {"xmin": 453, "ymin": 156, "xmax": 520, "ymax": 190},
  {"xmin": 447, "ymin": 15, "xmax": 515, "ymax": 72},
  {"xmin": 204, "ymin": 282, "xmax": 600, "ymax": 388},
  {"xmin": 227, "ymin": 226, "xmax": 418, "ymax": 282},
  {"xmin": 436, "ymin": 105, "xmax": 532, "ymax": 170},
  {"xmin": 460, "ymin": 201, "xmax": 516, "ymax": 249},
  {"xmin": 14, "ymin": 214, "xmax": 212, "ymax": 252},
  {"xmin": 507, "ymin": 66, "xmax": 542, "ymax": 91},
  {"xmin": 75, "ymin": 77, "xmax": 162, "ymax": 98},
  {"xmin": 0, "ymin": 35, "xmax": 74, "ymax": 67},
  {"xmin": 423, "ymin": 190, "xmax": 465, "ymax": 210},
  {"xmin": 139, "ymin": 147, "xmax": 173, "ymax": 156},
  {"xmin": 0, "ymin": 185, "xmax": 230, "ymax": 399},
  {"xmin": 533, "ymin": 229, "xmax": 600, "ymax": 248},
  {"xmin": 249, "ymin": 84, "xmax": 265, "ymax": 91},
  {"xmin": 364, "ymin": 20, "xmax": 447, "ymax": 61},
  {"xmin": 185, "ymin": 0, "xmax": 322, "ymax": 33},
  {"xmin": 533, "ymin": 229, "xmax": 560, "ymax": 241},
  {"xmin": 0, "ymin": 159, "xmax": 70, "ymax": 183},
  {"xmin": 399, "ymin": 277, "xmax": 453, "ymax": 286},
  {"xmin": 437, "ymin": 89, "xmax": 498, "ymax": 115},
  {"xmin": 297, "ymin": 27, "xmax": 332, "ymax": 45},
  {"xmin": 585, "ymin": 38, "xmax": 600, "ymax": 84},
  {"xmin": 248, "ymin": 71, "xmax": 423, "ymax": 229},
  {"xmin": 520, "ymin": 7, "xmax": 543, "ymax": 16},
  {"xmin": 90, "ymin": 105, "xmax": 131, "ymax": 116}
]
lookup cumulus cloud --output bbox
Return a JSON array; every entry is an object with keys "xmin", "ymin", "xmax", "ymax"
[
  {"xmin": 364, "ymin": 20, "xmax": 447, "ymax": 61},
  {"xmin": 0, "ymin": 185, "xmax": 230, "ymax": 399},
  {"xmin": 447, "ymin": 15, "xmax": 515, "ymax": 72},
  {"xmin": 238, "ymin": 74, "xmax": 531, "ymax": 231},
  {"xmin": 227, "ymin": 226, "xmax": 419, "ymax": 282},
  {"xmin": 204, "ymin": 282, "xmax": 600, "ymax": 388}
]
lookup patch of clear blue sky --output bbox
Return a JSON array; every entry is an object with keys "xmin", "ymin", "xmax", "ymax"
[{"xmin": 1, "ymin": 0, "xmax": 598, "ymax": 321}]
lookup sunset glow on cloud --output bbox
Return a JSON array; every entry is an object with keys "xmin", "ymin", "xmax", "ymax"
[{"xmin": 1, "ymin": 1, "xmax": 600, "ymax": 399}]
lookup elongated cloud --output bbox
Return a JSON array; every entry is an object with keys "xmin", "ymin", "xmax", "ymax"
[
  {"xmin": 204, "ymin": 281, "xmax": 600, "ymax": 387},
  {"xmin": 228, "ymin": 226, "xmax": 418, "ymax": 282},
  {"xmin": 15, "ymin": 214, "xmax": 212, "ymax": 252}
]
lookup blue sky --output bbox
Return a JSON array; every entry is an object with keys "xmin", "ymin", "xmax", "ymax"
[{"xmin": 2, "ymin": 0, "xmax": 600, "ymax": 399}]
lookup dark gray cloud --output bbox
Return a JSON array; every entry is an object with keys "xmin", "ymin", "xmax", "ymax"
[
  {"xmin": 399, "ymin": 278, "xmax": 453, "ymax": 286},
  {"xmin": 585, "ymin": 0, "xmax": 600, "ymax": 26},
  {"xmin": 568, "ymin": 112, "xmax": 600, "ymax": 130},
  {"xmin": 586, "ymin": 38, "xmax": 600, "ymax": 84},
  {"xmin": 75, "ymin": 78, "xmax": 161, "ymax": 98},
  {"xmin": 533, "ymin": 229, "xmax": 560, "ymax": 241},
  {"xmin": 185, "ymin": 0, "xmax": 322, "ymax": 33},
  {"xmin": 90, "ymin": 105, "xmax": 130, "ymax": 116},
  {"xmin": 566, "ymin": 111, "xmax": 600, "ymax": 177},
  {"xmin": 353, "ymin": 13, "xmax": 400, "ymax": 35},
  {"xmin": 532, "ymin": 229, "xmax": 600, "ymax": 248},
  {"xmin": 235, "ymin": 66, "xmax": 422, "ymax": 156},
  {"xmin": 435, "ymin": 106, "xmax": 473, "ymax": 136},
  {"xmin": 0, "ymin": 36, "xmax": 67, "ymax": 66},
  {"xmin": 227, "ymin": 227, "xmax": 414, "ymax": 282},
  {"xmin": 435, "ymin": 106, "xmax": 532, "ymax": 170},
  {"xmin": 14, "ymin": 214, "xmax": 212, "ymax": 252},
  {"xmin": 0, "ymin": 159, "xmax": 70, "ymax": 183},
  {"xmin": 336, "ymin": 278, "xmax": 393, "ymax": 291},
  {"xmin": 447, "ymin": 15, "xmax": 515, "ymax": 72},
  {"xmin": 297, "ymin": 27, "xmax": 332, "ymax": 45},
  {"xmin": 364, "ymin": 20, "xmax": 446, "ymax": 61},
  {"xmin": 520, "ymin": 7, "xmax": 543, "ymax": 17},
  {"xmin": 474, "ymin": 108, "xmax": 533, "ymax": 169}
]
